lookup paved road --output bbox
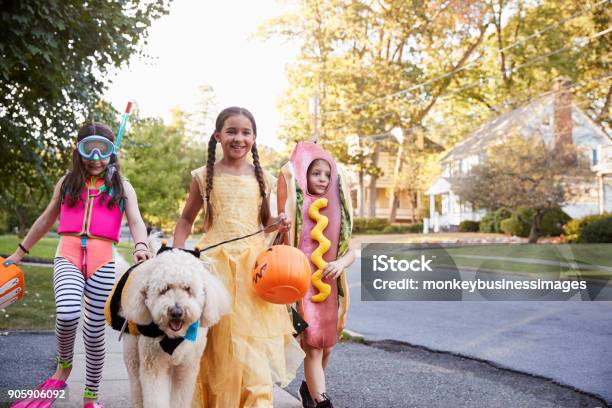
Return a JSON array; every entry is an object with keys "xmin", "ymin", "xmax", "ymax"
[
  {"xmin": 1, "ymin": 332, "xmax": 606, "ymax": 408},
  {"xmin": 346, "ymin": 250, "xmax": 612, "ymax": 405},
  {"xmin": 285, "ymin": 340, "xmax": 605, "ymax": 408}
]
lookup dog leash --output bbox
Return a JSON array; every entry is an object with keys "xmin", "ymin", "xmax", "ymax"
[
  {"xmin": 116, "ymin": 220, "xmax": 285, "ymax": 342},
  {"xmin": 196, "ymin": 220, "xmax": 283, "ymax": 253}
]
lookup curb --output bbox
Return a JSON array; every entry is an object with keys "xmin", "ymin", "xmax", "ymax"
[{"xmin": 342, "ymin": 328, "xmax": 611, "ymax": 408}]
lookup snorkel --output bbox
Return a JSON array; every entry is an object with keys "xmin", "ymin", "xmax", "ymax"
[{"xmin": 106, "ymin": 101, "xmax": 133, "ymax": 183}]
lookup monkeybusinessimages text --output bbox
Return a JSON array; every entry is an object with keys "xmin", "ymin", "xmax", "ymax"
[{"xmin": 370, "ymin": 254, "xmax": 587, "ymax": 293}]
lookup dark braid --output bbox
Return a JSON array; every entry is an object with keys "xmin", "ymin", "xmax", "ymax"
[
  {"xmin": 205, "ymin": 106, "xmax": 269, "ymax": 227},
  {"xmin": 204, "ymin": 134, "xmax": 217, "ymax": 230},
  {"xmin": 251, "ymin": 142, "xmax": 270, "ymax": 226}
]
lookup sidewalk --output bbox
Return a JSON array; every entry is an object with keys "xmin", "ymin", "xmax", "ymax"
[{"xmin": 53, "ymin": 326, "xmax": 301, "ymax": 407}]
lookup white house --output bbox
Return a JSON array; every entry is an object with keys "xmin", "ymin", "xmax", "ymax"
[
  {"xmin": 424, "ymin": 78, "xmax": 612, "ymax": 233},
  {"xmin": 593, "ymin": 144, "xmax": 612, "ymax": 214}
]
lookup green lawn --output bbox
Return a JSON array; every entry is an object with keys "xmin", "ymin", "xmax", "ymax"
[
  {"xmin": 115, "ymin": 241, "xmax": 132, "ymax": 260},
  {"xmin": 0, "ymin": 265, "xmax": 56, "ymax": 330},
  {"xmin": 392, "ymin": 244, "xmax": 612, "ymax": 281},
  {"xmin": 0, "ymin": 234, "xmax": 133, "ymax": 262},
  {"xmin": 0, "ymin": 235, "xmax": 59, "ymax": 260},
  {"xmin": 444, "ymin": 244, "xmax": 612, "ymax": 267},
  {"xmin": 0, "ymin": 238, "xmax": 133, "ymax": 331}
]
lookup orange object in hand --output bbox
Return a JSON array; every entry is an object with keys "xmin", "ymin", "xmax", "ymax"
[
  {"xmin": 252, "ymin": 245, "xmax": 311, "ymax": 304},
  {"xmin": 0, "ymin": 256, "xmax": 25, "ymax": 308}
]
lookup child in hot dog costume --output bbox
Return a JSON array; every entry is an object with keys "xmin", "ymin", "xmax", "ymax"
[{"xmin": 277, "ymin": 142, "xmax": 355, "ymax": 408}]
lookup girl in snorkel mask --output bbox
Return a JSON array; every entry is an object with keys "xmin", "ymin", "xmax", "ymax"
[{"xmin": 6, "ymin": 121, "xmax": 151, "ymax": 408}]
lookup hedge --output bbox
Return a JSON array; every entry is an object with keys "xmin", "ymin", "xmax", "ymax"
[
  {"xmin": 500, "ymin": 207, "xmax": 571, "ymax": 238},
  {"xmin": 353, "ymin": 218, "xmax": 422, "ymax": 234},
  {"xmin": 459, "ymin": 220, "xmax": 480, "ymax": 232},
  {"xmin": 563, "ymin": 213, "xmax": 612, "ymax": 243}
]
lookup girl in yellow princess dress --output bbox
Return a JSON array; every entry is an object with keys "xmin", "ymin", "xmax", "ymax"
[{"xmin": 173, "ymin": 107, "xmax": 305, "ymax": 408}]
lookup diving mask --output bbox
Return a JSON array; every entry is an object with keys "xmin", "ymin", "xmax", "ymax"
[{"xmin": 77, "ymin": 135, "xmax": 116, "ymax": 160}]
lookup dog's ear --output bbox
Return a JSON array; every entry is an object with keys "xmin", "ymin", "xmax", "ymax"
[
  {"xmin": 200, "ymin": 269, "xmax": 231, "ymax": 328},
  {"xmin": 122, "ymin": 260, "xmax": 155, "ymax": 324}
]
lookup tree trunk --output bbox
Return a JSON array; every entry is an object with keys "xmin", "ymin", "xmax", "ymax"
[
  {"xmin": 388, "ymin": 130, "xmax": 407, "ymax": 223},
  {"xmin": 16, "ymin": 211, "xmax": 26, "ymax": 238},
  {"xmin": 411, "ymin": 191, "xmax": 418, "ymax": 223},
  {"xmin": 368, "ymin": 143, "xmax": 380, "ymax": 218},
  {"xmin": 527, "ymin": 210, "xmax": 543, "ymax": 244},
  {"xmin": 389, "ymin": 194, "xmax": 399, "ymax": 222},
  {"xmin": 368, "ymin": 174, "xmax": 378, "ymax": 218},
  {"xmin": 358, "ymin": 170, "xmax": 365, "ymax": 218}
]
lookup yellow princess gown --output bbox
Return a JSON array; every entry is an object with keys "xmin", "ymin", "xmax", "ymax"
[{"xmin": 190, "ymin": 167, "xmax": 305, "ymax": 408}]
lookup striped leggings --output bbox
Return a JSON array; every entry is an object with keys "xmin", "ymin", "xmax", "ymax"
[{"xmin": 53, "ymin": 257, "xmax": 115, "ymax": 396}]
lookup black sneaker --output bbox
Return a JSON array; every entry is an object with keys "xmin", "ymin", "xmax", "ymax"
[
  {"xmin": 299, "ymin": 381, "xmax": 315, "ymax": 408},
  {"xmin": 315, "ymin": 393, "xmax": 334, "ymax": 408}
]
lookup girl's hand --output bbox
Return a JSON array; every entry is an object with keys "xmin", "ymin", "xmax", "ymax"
[
  {"xmin": 132, "ymin": 248, "xmax": 152, "ymax": 264},
  {"xmin": 3, "ymin": 252, "xmax": 23, "ymax": 267},
  {"xmin": 278, "ymin": 212, "xmax": 290, "ymax": 233},
  {"xmin": 265, "ymin": 213, "xmax": 291, "ymax": 233},
  {"xmin": 322, "ymin": 260, "xmax": 344, "ymax": 280}
]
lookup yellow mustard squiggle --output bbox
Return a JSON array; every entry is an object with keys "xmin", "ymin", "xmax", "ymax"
[{"xmin": 308, "ymin": 198, "xmax": 331, "ymax": 302}]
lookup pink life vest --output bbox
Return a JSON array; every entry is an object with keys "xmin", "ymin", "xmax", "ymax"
[{"xmin": 58, "ymin": 179, "xmax": 123, "ymax": 242}]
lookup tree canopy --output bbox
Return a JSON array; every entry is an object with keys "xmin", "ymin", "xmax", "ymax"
[
  {"xmin": 260, "ymin": 0, "xmax": 611, "ymax": 220},
  {"xmin": 0, "ymin": 0, "xmax": 170, "ymax": 234},
  {"xmin": 453, "ymin": 134, "xmax": 591, "ymax": 242},
  {"xmin": 0, "ymin": 0, "xmax": 170, "ymax": 186}
]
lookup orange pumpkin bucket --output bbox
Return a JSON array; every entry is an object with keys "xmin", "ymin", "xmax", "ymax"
[
  {"xmin": 252, "ymin": 245, "xmax": 310, "ymax": 304},
  {"xmin": 0, "ymin": 257, "xmax": 25, "ymax": 309}
]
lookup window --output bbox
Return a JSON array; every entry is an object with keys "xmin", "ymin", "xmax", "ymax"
[{"xmin": 592, "ymin": 148, "xmax": 598, "ymax": 165}]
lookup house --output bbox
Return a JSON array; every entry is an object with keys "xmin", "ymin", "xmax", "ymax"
[
  {"xmin": 348, "ymin": 131, "xmax": 444, "ymax": 221},
  {"xmin": 424, "ymin": 78, "xmax": 612, "ymax": 233},
  {"xmin": 593, "ymin": 144, "xmax": 612, "ymax": 213}
]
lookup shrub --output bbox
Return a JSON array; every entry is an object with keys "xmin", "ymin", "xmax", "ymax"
[
  {"xmin": 459, "ymin": 220, "xmax": 480, "ymax": 232},
  {"xmin": 580, "ymin": 217, "xmax": 612, "ymax": 243},
  {"xmin": 381, "ymin": 224, "xmax": 423, "ymax": 234},
  {"xmin": 382, "ymin": 225, "xmax": 407, "ymax": 234},
  {"xmin": 540, "ymin": 207, "xmax": 571, "ymax": 237},
  {"xmin": 563, "ymin": 213, "xmax": 612, "ymax": 243},
  {"xmin": 562, "ymin": 219, "xmax": 581, "ymax": 243},
  {"xmin": 479, "ymin": 208, "xmax": 512, "ymax": 233},
  {"xmin": 500, "ymin": 216, "xmax": 530, "ymax": 237},
  {"xmin": 353, "ymin": 218, "xmax": 423, "ymax": 234},
  {"xmin": 353, "ymin": 218, "xmax": 389, "ymax": 234},
  {"xmin": 500, "ymin": 207, "xmax": 570, "ymax": 238},
  {"xmin": 478, "ymin": 213, "xmax": 495, "ymax": 233},
  {"xmin": 407, "ymin": 223, "xmax": 423, "ymax": 233}
]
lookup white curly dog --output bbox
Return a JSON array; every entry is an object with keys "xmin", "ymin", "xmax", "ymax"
[{"xmin": 118, "ymin": 248, "xmax": 230, "ymax": 408}]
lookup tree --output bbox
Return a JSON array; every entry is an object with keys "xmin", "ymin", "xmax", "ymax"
[
  {"xmin": 425, "ymin": 0, "xmax": 612, "ymax": 149},
  {"xmin": 454, "ymin": 134, "xmax": 590, "ymax": 243},
  {"xmin": 0, "ymin": 99, "xmax": 119, "ymax": 237},
  {"xmin": 0, "ymin": 0, "xmax": 170, "ymax": 230},
  {"xmin": 261, "ymin": 0, "xmax": 611, "ymax": 223},
  {"xmin": 121, "ymin": 110, "xmax": 202, "ymax": 231},
  {"xmin": 185, "ymin": 85, "xmax": 219, "ymax": 142},
  {"xmin": 260, "ymin": 0, "xmax": 491, "ymax": 220}
]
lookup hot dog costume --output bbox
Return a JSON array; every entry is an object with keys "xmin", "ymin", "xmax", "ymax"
[{"xmin": 278, "ymin": 142, "xmax": 353, "ymax": 349}]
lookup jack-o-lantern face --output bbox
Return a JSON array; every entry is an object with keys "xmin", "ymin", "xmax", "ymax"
[{"xmin": 252, "ymin": 245, "xmax": 310, "ymax": 304}]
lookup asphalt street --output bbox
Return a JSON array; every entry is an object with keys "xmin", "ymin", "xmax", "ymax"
[
  {"xmin": 348, "ymin": 250, "xmax": 612, "ymax": 405},
  {"xmin": 1, "ymin": 332, "xmax": 607, "ymax": 408},
  {"xmin": 285, "ymin": 340, "xmax": 606, "ymax": 408}
]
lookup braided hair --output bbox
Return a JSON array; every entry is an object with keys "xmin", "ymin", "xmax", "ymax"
[{"xmin": 204, "ymin": 107, "xmax": 270, "ymax": 229}]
